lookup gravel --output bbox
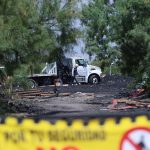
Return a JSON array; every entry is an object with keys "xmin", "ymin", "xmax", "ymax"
[{"xmin": 5, "ymin": 75, "xmax": 150, "ymax": 120}]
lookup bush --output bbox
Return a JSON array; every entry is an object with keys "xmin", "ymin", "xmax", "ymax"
[
  {"xmin": 91, "ymin": 59, "xmax": 121, "ymax": 75},
  {"xmin": 103, "ymin": 66, "xmax": 121, "ymax": 75},
  {"xmin": 91, "ymin": 59, "xmax": 109, "ymax": 71},
  {"xmin": 12, "ymin": 63, "xmax": 44, "ymax": 90},
  {"xmin": 12, "ymin": 76, "xmax": 30, "ymax": 90}
]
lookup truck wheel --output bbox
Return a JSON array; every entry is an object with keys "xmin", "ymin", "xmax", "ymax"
[
  {"xmin": 89, "ymin": 75, "xmax": 100, "ymax": 85},
  {"xmin": 27, "ymin": 79, "xmax": 38, "ymax": 88}
]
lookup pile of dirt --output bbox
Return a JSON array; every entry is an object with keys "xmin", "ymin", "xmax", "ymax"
[
  {"xmin": 54, "ymin": 75, "xmax": 133, "ymax": 94},
  {"xmin": 3, "ymin": 75, "xmax": 149, "ymax": 119},
  {"xmin": 5, "ymin": 75, "xmax": 136, "ymax": 118},
  {"xmin": 0, "ymin": 97, "xmax": 13, "ymax": 114}
]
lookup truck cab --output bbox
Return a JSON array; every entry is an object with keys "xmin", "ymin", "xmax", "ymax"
[{"xmin": 69, "ymin": 57, "xmax": 102, "ymax": 84}]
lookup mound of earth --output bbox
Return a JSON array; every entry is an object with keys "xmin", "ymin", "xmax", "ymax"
[{"xmin": 4, "ymin": 75, "xmax": 150, "ymax": 120}]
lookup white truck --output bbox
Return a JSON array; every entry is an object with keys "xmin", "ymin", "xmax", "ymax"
[{"xmin": 29, "ymin": 57, "xmax": 102, "ymax": 86}]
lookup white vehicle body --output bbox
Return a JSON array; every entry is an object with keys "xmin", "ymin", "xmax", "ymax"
[
  {"xmin": 28, "ymin": 57, "xmax": 102, "ymax": 86},
  {"xmin": 70, "ymin": 57, "xmax": 102, "ymax": 84},
  {"xmin": 40, "ymin": 57, "xmax": 102, "ymax": 84}
]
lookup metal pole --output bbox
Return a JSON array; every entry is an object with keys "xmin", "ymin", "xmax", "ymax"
[
  {"xmin": 110, "ymin": 62, "xmax": 114, "ymax": 76},
  {"xmin": 110, "ymin": 64, "xmax": 112, "ymax": 76}
]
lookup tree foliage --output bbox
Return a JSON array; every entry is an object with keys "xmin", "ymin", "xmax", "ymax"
[
  {"xmin": 0, "ymin": 0, "xmax": 79, "ymax": 75},
  {"xmin": 82, "ymin": 0, "xmax": 121, "ymax": 71},
  {"xmin": 113, "ymin": 0, "xmax": 150, "ymax": 87},
  {"xmin": 114, "ymin": 0, "xmax": 150, "ymax": 75},
  {"xmin": 82, "ymin": 0, "xmax": 150, "ymax": 87}
]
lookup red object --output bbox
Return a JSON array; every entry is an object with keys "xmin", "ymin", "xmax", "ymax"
[
  {"xmin": 37, "ymin": 147, "xmax": 43, "ymax": 150},
  {"xmin": 112, "ymin": 99, "xmax": 118, "ymax": 105},
  {"xmin": 120, "ymin": 127, "xmax": 150, "ymax": 150},
  {"xmin": 50, "ymin": 147, "xmax": 56, "ymax": 150},
  {"xmin": 63, "ymin": 147, "xmax": 78, "ymax": 150},
  {"xmin": 113, "ymin": 105, "xmax": 137, "ymax": 110}
]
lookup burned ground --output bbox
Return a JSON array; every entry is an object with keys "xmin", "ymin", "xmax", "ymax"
[{"xmin": 5, "ymin": 75, "xmax": 150, "ymax": 120}]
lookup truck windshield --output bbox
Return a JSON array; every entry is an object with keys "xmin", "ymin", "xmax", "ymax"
[{"xmin": 75, "ymin": 59, "xmax": 87, "ymax": 66}]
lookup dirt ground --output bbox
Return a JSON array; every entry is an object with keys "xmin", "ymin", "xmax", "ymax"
[{"xmin": 8, "ymin": 75, "xmax": 150, "ymax": 120}]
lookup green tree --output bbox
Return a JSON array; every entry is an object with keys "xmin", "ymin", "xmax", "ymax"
[
  {"xmin": 113, "ymin": 0, "xmax": 150, "ymax": 87},
  {"xmin": 0, "ymin": 0, "xmax": 80, "ymax": 75},
  {"xmin": 82, "ymin": 0, "xmax": 150, "ymax": 87},
  {"xmin": 38, "ymin": 0, "xmax": 80, "ymax": 61},
  {"xmin": 0, "ymin": 0, "xmax": 52, "ymax": 75},
  {"xmin": 82, "ymin": 0, "xmax": 120, "ymax": 71}
]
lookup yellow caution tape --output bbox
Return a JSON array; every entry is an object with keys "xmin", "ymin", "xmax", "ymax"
[{"xmin": 0, "ymin": 116, "xmax": 150, "ymax": 150}]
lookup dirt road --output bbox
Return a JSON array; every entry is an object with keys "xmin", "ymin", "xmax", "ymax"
[{"xmin": 8, "ymin": 75, "xmax": 150, "ymax": 120}]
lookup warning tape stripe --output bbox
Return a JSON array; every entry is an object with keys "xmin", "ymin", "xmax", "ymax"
[
  {"xmin": 0, "ymin": 116, "xmax": 150, "ymax": 150},
  {"xmin": 0, "ymin": 115, "xmax": 149, "ymax": 126}
]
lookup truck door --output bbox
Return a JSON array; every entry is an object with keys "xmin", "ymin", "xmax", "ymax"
[{"xmin": 75, "ymin": 59, "xmax": 87, "ymax": 76}]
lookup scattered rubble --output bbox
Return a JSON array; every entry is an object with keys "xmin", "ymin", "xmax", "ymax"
[
  {"xmin": 1, "ymin": 75, "xmax": 149, "ymax": 118},
  {"xmin": 14, "ymin": 88, "xmax": 71, "ymax": 99},
  {"xmin": 109, "ymin": 88, "xmax": 150, "ymax": 110}
]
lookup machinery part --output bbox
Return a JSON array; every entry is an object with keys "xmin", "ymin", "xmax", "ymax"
[
  {"xmin": 89, "ymin": 74, "xmax": 100, "ymax": 85},
  {"xmin": 13, "ymin": 78, "xmax": 38, "ymax": 91},
  {"xmin": 0, "ymin": 67, "xmax": 7, "ymax": 85},
  {"xmin": 54, "ymin": 78, "xmax": 63, "ymax": 87},
  {"xmin": 27, "ymin": 79, "xmax": 38, "ymax": 89}
]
